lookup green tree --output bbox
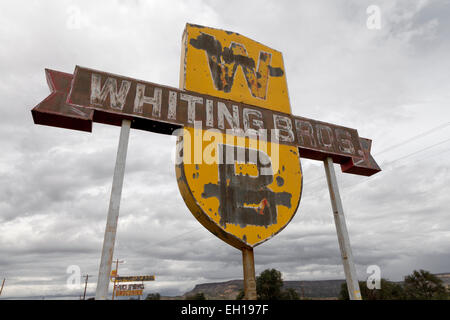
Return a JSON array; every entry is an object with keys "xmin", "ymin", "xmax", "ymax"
[
  {"xmin": 145, "ymin": 293, "xmax": 161, "ymax": 300},
  {"xmin": 256, "ymin": 269, "xmax": 284, "ymax": 300},
  {"xmin": 339, "ymin": 279, "xmax": 405, "ymax": 300},
  {"xmin": 237, "ymin": 269, "xmax": 301, "ymax": 300},
  {"xmin": 403, "ymin": 269, "xmax": 448, "ymax": 300},
  {"xmin": 185, "ymin": 292, "xmax": 206, "ymax": 300},
  {"xmin": 255, "ymin": 268, "xmax": 300, "ymax": 300},
  {"xmin": 281, "ymin": 288, "xmax": 300, "ymax": 300}
]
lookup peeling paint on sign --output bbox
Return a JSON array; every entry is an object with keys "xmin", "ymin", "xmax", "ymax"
[{"xmin": 177, "ymin": 24, "xmax": 302, "ymax": 249}]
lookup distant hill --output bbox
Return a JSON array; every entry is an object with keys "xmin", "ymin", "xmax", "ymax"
[
  {"xmin": 180, "ymin": 279, "xmax": 345, "ymax": 300},
  {"xmin": 283, "ymin": 280, "xmax": 346, "ymax": 298}
]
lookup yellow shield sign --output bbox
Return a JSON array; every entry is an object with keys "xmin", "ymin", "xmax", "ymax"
[{"xmin": 176, "ymin": 24, "xmax": 302, "ymax": 249}]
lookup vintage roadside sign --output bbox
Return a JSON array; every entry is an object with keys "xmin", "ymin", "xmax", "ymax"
[
  {"xmin": 114, "ymin": 283, "xmax": 144, "ymax": 297},
  {"xmin": 31, "ymin": 23, "xmax": 380, "ymax": 300},
  {"xmin": 31, "ymin": 24, "xmax": 379, "ymax": 249}
]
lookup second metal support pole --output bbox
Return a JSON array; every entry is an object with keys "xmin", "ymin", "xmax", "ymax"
[
  {"xmin": 95, "ymin": 119, "xmax": 131, "ymax": 300},
  {"xmin": 323, "ymin": 156, "xmax": 362, "ymax": 300}
]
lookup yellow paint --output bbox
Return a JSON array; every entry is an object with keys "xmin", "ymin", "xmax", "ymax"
[
  {"xmin": 181, "ymin": 23, "xmax": 291, "ymax": 114},
  {"xmin": 234, "ymin": 162, "xmax": 258, "ymax": 177}
]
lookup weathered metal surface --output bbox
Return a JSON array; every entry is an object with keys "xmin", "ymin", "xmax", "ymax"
[
  {"xmin": 340, "ymin": 138, "xmax": 379, "ymax": 176},
  {"xmin": 112, "ymin": 275, "xmax": 155, "ymax": 283},
  {"xmin": 31, "ymin": 69, "xmax": 93, "ymax": 132},
  {"xmin": 31, "ymin": 66, "xmax": 380, "ymax": 176}
]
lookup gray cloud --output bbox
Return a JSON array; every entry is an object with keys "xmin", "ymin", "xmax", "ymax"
[{"xmin": 0, "ymin": 0, "xmax": 449, "ymax": 299}]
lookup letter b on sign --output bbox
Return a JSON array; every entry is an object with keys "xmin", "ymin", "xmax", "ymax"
[{"xmin": 175, "ymin": 127, "xmax": 302, "ymax": 249}]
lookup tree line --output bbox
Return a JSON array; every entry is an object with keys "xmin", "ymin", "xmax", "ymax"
[{"xmin": 144, "ymin": 268, "xmax": 448, "ymax": 300}]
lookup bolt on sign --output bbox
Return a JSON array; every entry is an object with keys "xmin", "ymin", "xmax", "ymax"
[{"xmin": 31, "ymin": 24, "xmax": 380, "ymax": 250}]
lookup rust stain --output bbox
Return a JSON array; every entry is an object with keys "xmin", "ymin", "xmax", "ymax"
[{"xmin": 257, "ymin": 198, "xmax": 268, "ymax": 215}]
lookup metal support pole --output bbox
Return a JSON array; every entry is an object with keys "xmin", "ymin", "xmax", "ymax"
[
  {"xmin": 95, "ymin": 119, "xmax": 131, "ymax": 300},
  {"xmin": 242, "ymin": 247, "xmax": 257, "ymax": 300},
  {"xmin": 0, "ymin": 278, "xmax": 5, "ymax": 296},
  {"xmin": 323, "ymin": 157, "xmax": 362, "ymax": 300},
  {"xmin": 83, "ymin": 274, "xmax": 89, "ymax": 300}
]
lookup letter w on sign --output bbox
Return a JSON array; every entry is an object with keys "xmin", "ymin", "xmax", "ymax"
[
  {"xmin": 189, "ymin": 33, "xmax": 284, "ymax": 99},
  {"xmin": 90, "ymin": 74, "xmax": 131, "ymax": 111}
]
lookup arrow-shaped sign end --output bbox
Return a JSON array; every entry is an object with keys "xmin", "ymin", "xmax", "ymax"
[
  {"xmin": 31, "ymin": 69, "xmax": 93, "ymax": 132},
  {"xmin": 341, "ymin": 138, "xmax": 381, "ymax": 176}
]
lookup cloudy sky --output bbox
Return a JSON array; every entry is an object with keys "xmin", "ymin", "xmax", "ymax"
[{"xmin": 1, "ymin": 0, "xmax": 449, "ymax": 299}]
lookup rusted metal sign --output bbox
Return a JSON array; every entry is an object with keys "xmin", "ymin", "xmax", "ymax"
[
  {"xmin": 115, "ymin": 289, "xmax": 143, "ymax": 297},
  {"xmin": 31, "ymin": 67, "xmax": 379, "ymax": 176},
  {"xmin": 114, "ymin": 284, "xmax": 144, "ymax": 297}
]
